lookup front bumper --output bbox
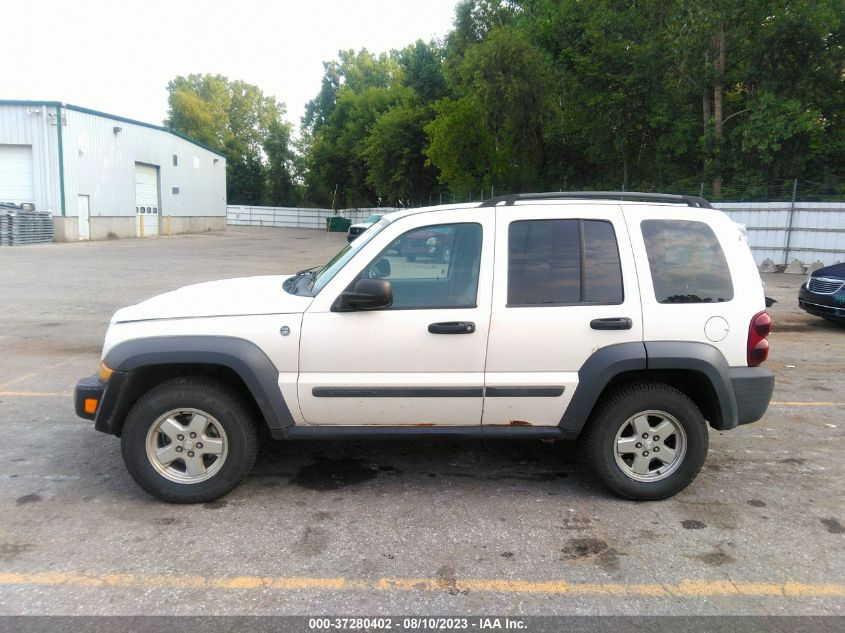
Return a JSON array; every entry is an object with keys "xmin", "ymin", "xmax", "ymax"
[
  {"xmin": 798, "ymin": 286, "xmax": 845, "ymax": 321},
  {"xmin": 74, "ymin": 370, "xmax": 128, "ymax": 434},
  {"xmin": 74, "ymin": 374, "xmax": 105, "ymax": 420},
  {"xmin": 730, "ymin": 367, "xmax": 775, "ymax": 426}
]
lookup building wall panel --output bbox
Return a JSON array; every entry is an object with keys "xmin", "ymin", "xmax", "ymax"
[
  {"xmin": 1, "ymin": 102, "xmax": 226, "ymax": 242},
  {"xmin": 63, "ymin": 108, "xmax": 226, "ymax": 222},
  {"xmin": 0, "ymin": 104, "xmax": 61, "ymax": 214}
]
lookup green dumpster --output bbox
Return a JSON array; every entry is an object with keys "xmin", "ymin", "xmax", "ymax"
[{"xmin": 326, "ymin": 216, "xmax": 352, "ymax": 232}]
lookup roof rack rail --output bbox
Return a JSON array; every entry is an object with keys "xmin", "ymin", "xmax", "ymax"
[{"xmin": 478, "ymin": 191, "xmax": 714, "ymax": 209}]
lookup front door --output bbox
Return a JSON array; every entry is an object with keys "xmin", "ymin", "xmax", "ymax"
[
  {"xmin": 298, "ymin": 209, "xmax": 494, "ymax": 426},
  {"xmin": 77, "ymin": 195, "xmax": 90, "ymax": 240}
]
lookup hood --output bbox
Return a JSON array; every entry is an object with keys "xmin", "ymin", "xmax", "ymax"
[
  {"xmin": 350, "ymin": 221, "xmax": 373, "ymax": 230},
  {"xmin": 812, "ymin": 262, "xmax": 845, "ymax": 279},
  {"xmin": 112, "ymin": 275, "xmax": 312, "ymax": 323}
]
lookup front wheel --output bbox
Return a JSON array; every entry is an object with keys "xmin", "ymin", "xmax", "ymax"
[
  {"xmin": 583, "ymin": 382, "xmax": 708, "ymax": 500},
  {"xmin": 121, "ymin": 377, "xmax": 259, "ymax": 503}
]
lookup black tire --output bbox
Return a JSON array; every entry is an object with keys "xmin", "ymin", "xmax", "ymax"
[
  {"xmin": 583, "ymin": 382, "xmax": 708, "ymax": 501},
  {"xmin": 121, "ymin": 377, "xmax": 259, "ymax": 503}
]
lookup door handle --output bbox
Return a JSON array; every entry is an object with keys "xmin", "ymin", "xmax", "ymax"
[
  {"xmin": 428, "ymin": 321, "xmax": 476, "ymax": 334},
  {"xmin": 590, "ymin": 317, "xmax": 632, "ymax": 330}
]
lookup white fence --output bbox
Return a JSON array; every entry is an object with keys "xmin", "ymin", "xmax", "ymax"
[
  {"xmin": 717, "ymin": 202, "xmax": 845, "ymax": 266},
  {"xmin": 226, "ymin": 205, "xmax": 398, "ymax": 230},
  {"xmin": 228, "ymin": 201, "xmax": 845, "ymax": 266}
]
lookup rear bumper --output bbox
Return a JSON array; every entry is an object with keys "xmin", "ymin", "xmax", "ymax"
[{"xmin": 730, "ymin": 367, "xmax": 775, "ymax": 425}]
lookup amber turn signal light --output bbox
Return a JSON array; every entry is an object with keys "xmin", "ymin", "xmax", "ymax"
[
  {"xmin": 84, "ymin": 398, "xmax": 99, "ymax": 414},
  {"xmin": 98, "ymin": 361, "xmax": 114, "ymax": 382}
]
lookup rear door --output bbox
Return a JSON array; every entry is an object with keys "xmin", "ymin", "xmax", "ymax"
[{"xmin": 482, "ymin": 202, "xmax": 643, "ymax": 427}]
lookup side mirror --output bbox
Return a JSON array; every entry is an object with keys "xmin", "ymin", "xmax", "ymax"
[
  {"xmin": 368, "ymin": 257, "xmax": 391, "ymax": 279},
  {"xmin": 332, "ymin": 278, "xmax": 393, "ymax": 312}
]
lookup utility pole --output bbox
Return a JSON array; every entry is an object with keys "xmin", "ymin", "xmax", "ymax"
[
  {"xmin": 712, "ymin": 22, "xmax": 726, "ymax": 198},
  {"xmin": 783, "ymin": 178, "xmax": 798, "ymax": 265}
]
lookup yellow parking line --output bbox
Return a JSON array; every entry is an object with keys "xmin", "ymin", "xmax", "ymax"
[
  {"xmin": 0, "ymin": 572, "xmax": 842, "ymax": 597},
  {"xmin": 0, "ymin": 391, "xmax": 71, "ymax": 397},
  {"xmin": 0, "ymin": 357, "xmax": 78, "ymax": 390}
]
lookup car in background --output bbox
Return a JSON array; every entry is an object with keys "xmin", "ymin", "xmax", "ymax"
[
  {"xmin": 399, "ymin": 227, "xmax": 454, "ymax": 262},
  {"xmin": 799, "ymin": 262, "xmax": 845, "ymax": 323},
  {"xmin": 347, "ymin": 214, "xmax": 383, "ymax": 242}
]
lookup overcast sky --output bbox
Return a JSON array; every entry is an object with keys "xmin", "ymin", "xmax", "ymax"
[{"xmin": 4, "ymin": 0, "xmax": 458, "ymax": 129}]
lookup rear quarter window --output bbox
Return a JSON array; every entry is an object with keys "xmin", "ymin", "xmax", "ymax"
[{"xmin": 641, "ymin": 219, "xmax": 733, "ymax": 303}]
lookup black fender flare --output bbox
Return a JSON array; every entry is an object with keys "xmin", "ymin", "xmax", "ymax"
[
  {"xmin": 644, "ymin": 341, "xmax": 737, "ymax": 429},
  {"xmin": 559, "ymin": 341, "xmax": 737, "ymax": 433},
  {"xmin": 103, "ymin": 336, "xmax": 295, "ymax": 431}
]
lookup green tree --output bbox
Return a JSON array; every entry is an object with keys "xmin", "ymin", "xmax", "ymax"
[
  {"xmin": 264, "ymin": 117, "xmax": 299, "ymax": 206},
  {"xmin": 306, "ymin": 86, "xmax": 412, "ymax": 208},
  {"xmin": 425, "ymin": 98, "xmax": 496, "ymax": 197},
  {"xmin": 398, "ymin": 40, "xmax": 449, "ymax": 104},
  {"xmin": 426, "ymin": 24, "xmax": 554, "ymax": 194},
  {"xmin": 302, "ymin": 49, "xmax": 401, "ymax": 135},
  {"xmin": 300, "ymin": 0, "xmax": 845, "ymax": 207},
  {"xmin": 362, "ymin": 103, "xmax": 439, "ymax": 205},
  {"xmin": 166, "ymin": 74, "xmax": 296, "ymax": 205}
]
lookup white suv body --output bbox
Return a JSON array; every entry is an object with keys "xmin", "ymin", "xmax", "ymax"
[{"xmin": 76, "ymin": 193, "xmax": 774, "ymax": 502}]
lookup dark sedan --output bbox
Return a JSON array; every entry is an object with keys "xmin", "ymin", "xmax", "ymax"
[{"xmin": 799, "ymin": 262, "xmax": 845, "ymax": 323}]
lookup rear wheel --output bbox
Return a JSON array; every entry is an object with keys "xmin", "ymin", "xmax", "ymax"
[
  {"xmin": 583, "ymin": 382, "xmax": 708, "ymax": 500},
  {"xmin": 121, "ymin": 377, "xmax": 259, "ymax": 503}
]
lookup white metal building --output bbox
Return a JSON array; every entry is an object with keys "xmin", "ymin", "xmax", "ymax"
[{"xmin": 0, "ymin": 100, "xmax": 227, "ymax": 241}]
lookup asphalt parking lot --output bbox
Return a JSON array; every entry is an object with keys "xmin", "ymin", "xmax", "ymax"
[{"xmin": 0, "ymin": 227, "xmax": 842, "ymax": 616}]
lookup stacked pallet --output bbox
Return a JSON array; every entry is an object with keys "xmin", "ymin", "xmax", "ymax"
[{"xmin": 0, "ymin": 204, "xmax": 54, "ymax": 246}]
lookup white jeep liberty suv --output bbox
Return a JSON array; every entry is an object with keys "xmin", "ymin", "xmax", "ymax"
[{"xmin": 75, "ymin": 192, "xmax": 774, "ymax": 503}]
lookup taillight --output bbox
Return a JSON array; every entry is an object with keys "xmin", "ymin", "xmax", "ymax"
[{"xmin": 747, "ymin": 311, "xmax": 772, "ymax": 367}]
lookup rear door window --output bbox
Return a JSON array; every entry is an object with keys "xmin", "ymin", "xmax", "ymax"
[
  {"xmin": 507, "ymin": 219, "xmax": 623, "ymax": 306},
  {"xmin": 641, "ymin": 220, "xmax": 733, "ymax": 303}
]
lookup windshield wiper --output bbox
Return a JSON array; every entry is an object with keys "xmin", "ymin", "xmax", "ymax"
[{"xmin": 295, "ymin": 265, "xmax": 322, "ymax": 277}]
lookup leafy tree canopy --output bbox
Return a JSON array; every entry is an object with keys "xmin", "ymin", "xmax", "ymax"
[{"xmin": 166, "ymin": 74, "xmax": 296, "ymax": 205}]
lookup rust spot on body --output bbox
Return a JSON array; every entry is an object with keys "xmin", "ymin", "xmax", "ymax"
[{"xmin": 509, "ymin": 420, "xmax": 532, "ymax": 426}]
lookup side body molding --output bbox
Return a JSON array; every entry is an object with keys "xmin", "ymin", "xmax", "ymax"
[
  {"xmin": 104, "ymin": 336, "xmax": 295, "ymax": 431},
  {"xmin": 558, "ymin": 341, "xmax": 739, "ymax": 433}
]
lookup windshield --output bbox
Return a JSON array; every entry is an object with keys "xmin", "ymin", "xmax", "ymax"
[
  {"xmin": 311, "ymin": 218, "xmax": 390, "ymax": 294},
  {"xmin": 365, "ymin": 214, "xmax": 383, "ymax": 223}
]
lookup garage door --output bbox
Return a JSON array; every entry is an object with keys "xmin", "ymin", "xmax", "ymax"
[
  {"xmin": 134, "ymin": 163, "xmax": 160, "ymax": 237},
  {"xmin": 0, "ymin": 145, "xmax": 34, "ymax": 206}
]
